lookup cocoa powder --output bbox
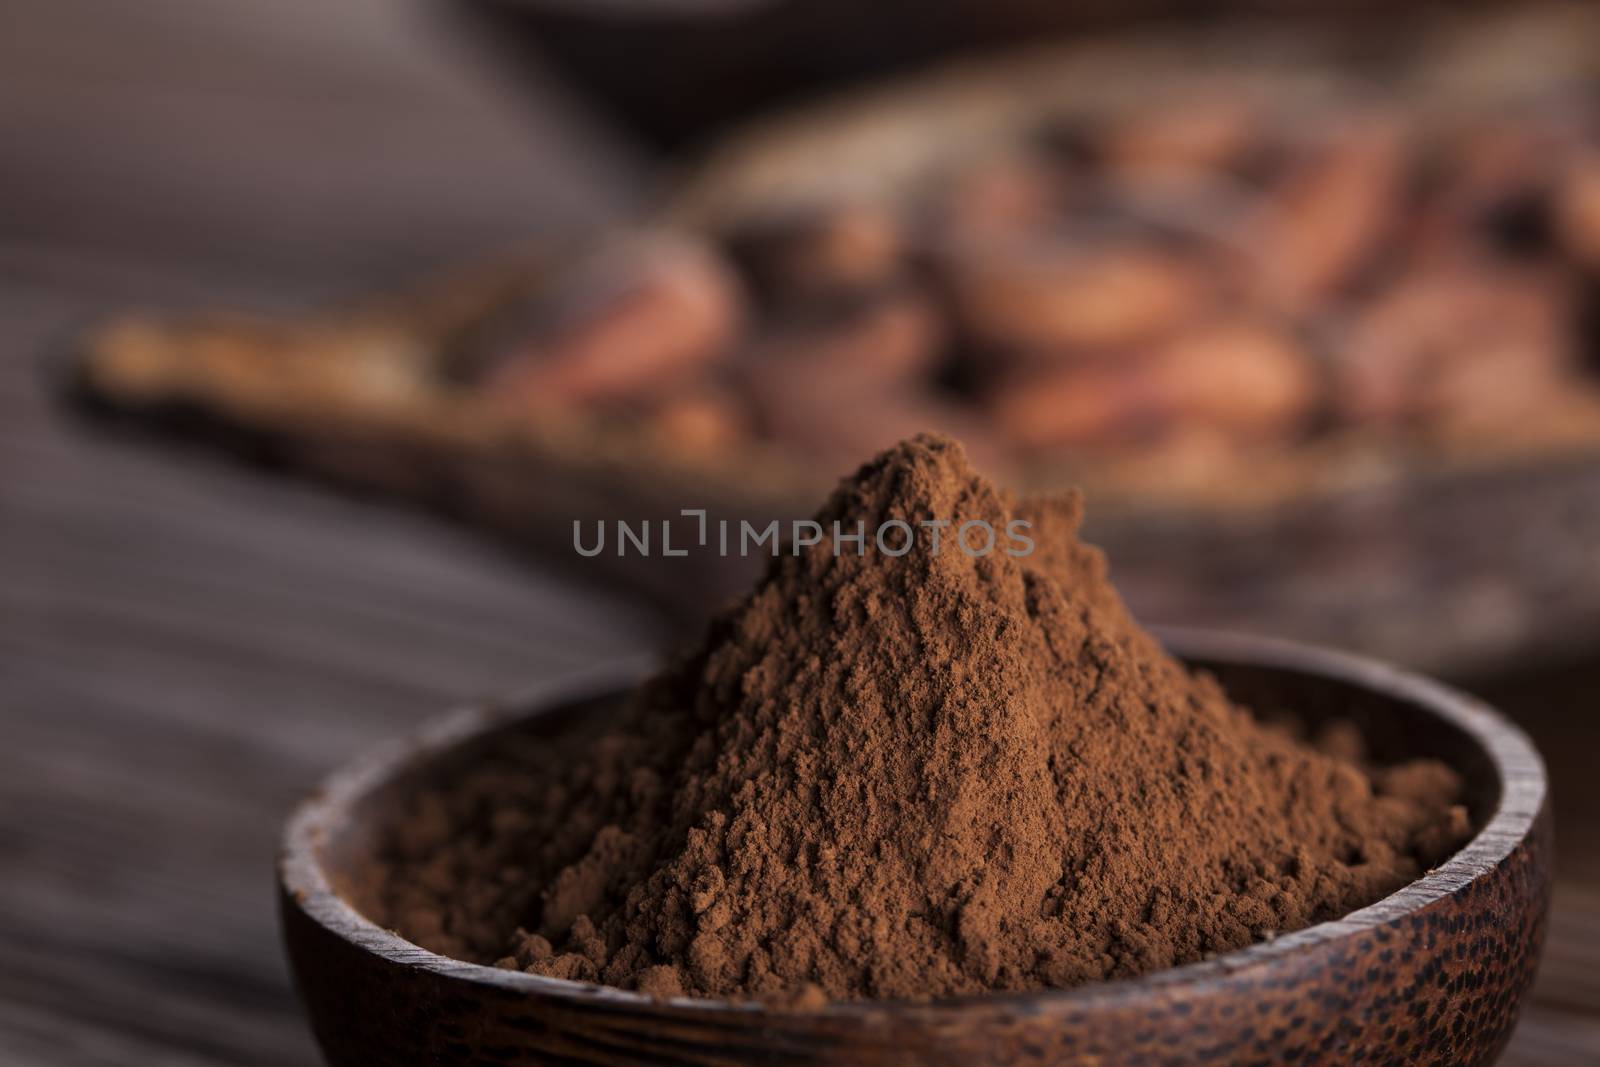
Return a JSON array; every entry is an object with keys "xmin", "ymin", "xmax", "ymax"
[{"xmin": 364, "ymin": 434, "xmax": 1469, "ymax": 1002}]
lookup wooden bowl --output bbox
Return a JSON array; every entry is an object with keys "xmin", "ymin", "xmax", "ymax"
[{"xmin": 278, "ymin": 631, "xmax": 1550, "ymax": 1065}]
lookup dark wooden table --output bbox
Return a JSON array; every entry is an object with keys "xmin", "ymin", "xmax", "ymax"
[{"xmin": 1, "ymin": 2, "xmax": 1594, "ymax": 1063}]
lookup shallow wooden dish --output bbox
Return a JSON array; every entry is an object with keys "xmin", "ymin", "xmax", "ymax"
[{"xmin": 279, "ymin": 631, "xmax": 1550, "ymax": 1066}]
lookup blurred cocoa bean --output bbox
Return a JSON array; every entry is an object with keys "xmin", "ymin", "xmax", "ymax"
[
  {"xmin": 948, "ymin": 242, "xmax": 1207, "ymax": 361},
  {"xmin": 1425, "ymin": 339, "xmax": 1579, "ymax": 434},
  {"xmin": 1410, "ymin": 120, "xmax": 1564, "ymax": 262},
  {"xmin": 930, "ymin": 152, "xmax": 1066, "ymax": 249},
  {"xmin": 1100, "ymin": 98, "xmax": 1261, "ymax": 184},
  {"xmin": 742, "ymin": 354, "xmax": 1009, "ymax": 477},
  {"xmin": 988, "ymin": 318, "xmax": 1316, "ymax": 449},
  {"xmin": 723, "ymin": 199, "xmax": 905, "ymax": 303},
  {"xmin": 1333, "ymin": 266, "xmax": 1572, "ymax": 427},
  {"xmin": 1554, "ymin": 155, "xmax": 1600, "ymax": 269},
  {"xmin": 987, "ymin": 360, "xmax": 1152, "ymax": 449},
  {"xmin": 647, "ymin": 389, "xmax": 750, "ymax": 454},
  {"xmin": 485, "ymin": 236, "xmax": 744, "ymax": 408},
  {"xmin": 1245, "ymin": 117, "xmax": 1406, "ymax": 315},
  {"xmin": 753, "ymin": 289, "xmax": 945, "ymax": 390},
  {"xmin": 1140, "ymin": 319, "xmax": 1320, "ymax": 440}
]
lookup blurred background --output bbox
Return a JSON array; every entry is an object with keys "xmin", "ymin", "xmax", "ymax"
[{"xmin": 4, "ymin": 0, "xmax": 1599, "ymax": 1063}]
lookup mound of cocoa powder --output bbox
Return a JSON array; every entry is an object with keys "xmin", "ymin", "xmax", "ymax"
[{"xmin": 362, "ymin": 433, "xmax": 1470, "ymax": 1002}]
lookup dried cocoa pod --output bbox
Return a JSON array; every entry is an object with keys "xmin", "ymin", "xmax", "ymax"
[
  {"xmin": 484, "ymin": 236, "xmax": 744, "ymax": 408},
  {"xmin": 1554, "ymin": 155, "xmax": 1600, "ymax": 269},
  {"xmin": 723, "ymin": 199, "xmax": 904, "ymax": 302},
  {"xmin": 1244, "ymin": 117, "xmax": 1407, "ymax": 315},
  {"xmin": 1332, "ymin": 265, "xmax": 1572, "ymax": 427},
  {"xmin": 754, "ymin": 289, "xmax": 945, "ymax": 390},
  {"xmin": 948, "ymin": 242, "xmax": 1207, "ymax": 362},
  {"xmin": 83, "ymin": 314, "xmax": 431, "ymax": 422}
]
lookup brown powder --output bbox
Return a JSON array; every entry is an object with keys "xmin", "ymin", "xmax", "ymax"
[{"xmin": 365, "ymin": 433, "xmax": 1470, "ymax": 1002}]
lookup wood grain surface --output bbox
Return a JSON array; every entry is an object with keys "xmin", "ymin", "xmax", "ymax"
[{"xmin": 0, "ymin": 1, "xmax": 1594, "ymax": 1064}]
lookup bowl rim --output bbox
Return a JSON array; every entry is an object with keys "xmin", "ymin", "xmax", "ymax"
[{"xmin": 278, "ymin": 627, "xmax": 1547, "ymax": 1018}]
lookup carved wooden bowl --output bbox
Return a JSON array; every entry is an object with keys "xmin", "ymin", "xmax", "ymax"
[{"xmin": 278, "ymin": 630, "xmax": 1550, "ymax": 1065}]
